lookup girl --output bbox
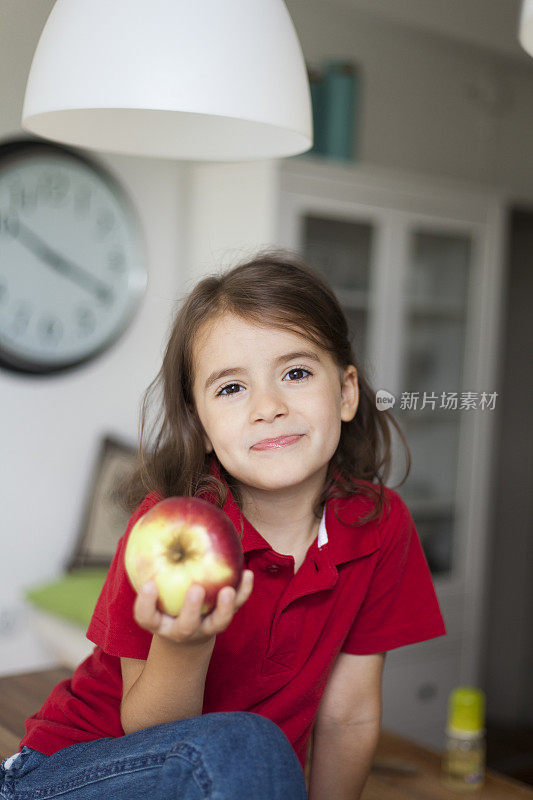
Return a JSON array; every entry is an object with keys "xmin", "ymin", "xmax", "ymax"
[{"xmin": 1, "ymin": 250, "xmax": 446, "ymax": 800}]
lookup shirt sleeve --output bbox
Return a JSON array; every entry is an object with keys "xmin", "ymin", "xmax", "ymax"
[
  {"xmin": 86, "ymin": 492, "xmax": 161, "ymax": 659},
  {"xmin": 341, "ymin": 493, "xmax": 447, "ymax": 654}
]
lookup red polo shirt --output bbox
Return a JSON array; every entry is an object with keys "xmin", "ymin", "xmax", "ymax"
[{"xmin": 20, "ymin": 459, "xmax": 446, "ymax": 770}]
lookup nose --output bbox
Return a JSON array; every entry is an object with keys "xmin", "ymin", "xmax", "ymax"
[{"xmin": 249, "ymin": 384, "xmax": 289, "ymax": 424}]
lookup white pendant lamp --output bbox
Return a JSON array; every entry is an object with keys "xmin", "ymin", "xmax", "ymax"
[
  {"xmin": 21, "ymin": 0, "xmax": 313, "ymax": 161},
  {"xmin": 519, "ymin": 0, "xmax": 533, "ymax": 56}
]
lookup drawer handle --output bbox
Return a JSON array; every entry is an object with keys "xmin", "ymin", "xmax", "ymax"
[{"xmin": 417, "ymin": 682, "xmax": 437, "ymax": 701}]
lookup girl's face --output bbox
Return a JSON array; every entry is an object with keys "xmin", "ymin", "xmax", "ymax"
[{"xmin": 191, "ymin": 313, "xmax": 359, "ymax": 496}]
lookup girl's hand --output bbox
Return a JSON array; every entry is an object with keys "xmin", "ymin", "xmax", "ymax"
[{"xmin": 133, "ymin": 569, "xmax": 254, "ymax": 646}]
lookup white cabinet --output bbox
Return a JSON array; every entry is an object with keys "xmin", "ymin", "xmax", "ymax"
[
  {"xmin": 381, "ymin": 652, "xmax": 463, "ymax": 752},
  {"xmin": 277, "ymin": 156, "xmax": 506, "ymax": 749}
]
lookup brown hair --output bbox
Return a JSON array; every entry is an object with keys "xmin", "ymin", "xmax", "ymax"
[{"xmin": 115, "ymin": 248, "xmax": 411, "ymax": 529}]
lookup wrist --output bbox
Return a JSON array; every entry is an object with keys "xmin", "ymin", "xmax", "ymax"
[{"xmin": 154, "ymin": 631, "xmax": 216, "ymax": 653}]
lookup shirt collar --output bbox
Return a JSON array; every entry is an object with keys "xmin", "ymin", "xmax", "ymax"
[
  {"xmin": 200, "ymin": 455, "xmax": 380, "ymax": 567},
  {"xmin": 318, "ymin": 505, "xmax": 328, "ymax": 548}
]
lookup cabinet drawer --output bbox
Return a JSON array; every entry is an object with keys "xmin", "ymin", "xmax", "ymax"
[{"xmin": 381, "ymin": 652, "xmax": 461, "ymax": 752}]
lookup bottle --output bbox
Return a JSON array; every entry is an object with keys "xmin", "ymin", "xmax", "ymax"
[
  {"xmin": 323, "ymin": 60, "xmax": 359, "ymax": 161},
  {"xmin": 441, "ymin": 687, "xmax": 486, "ymax": 791}
]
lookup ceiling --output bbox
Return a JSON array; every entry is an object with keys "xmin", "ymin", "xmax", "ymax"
[{"xmin": 327, "ymin": 0, "xmax": 530, "ymax": 63}]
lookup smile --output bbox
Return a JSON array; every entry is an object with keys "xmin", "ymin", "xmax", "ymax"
[{"xmin": 251, "ymin": 434, "xmax": 303, "ymax": 451}]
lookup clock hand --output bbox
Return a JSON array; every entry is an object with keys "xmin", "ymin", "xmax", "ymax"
[{"xmin": 6, "ymin": 214, "xmax": 114, "ymax": 304}]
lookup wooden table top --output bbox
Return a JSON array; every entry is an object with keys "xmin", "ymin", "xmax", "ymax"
[
  {"xmin": 362, "ymin": 728, "xmax": 533, "ymax": 799},
  {"xmin": 1, "ymin": 667, "xmax": 532, "ymax": 799}
]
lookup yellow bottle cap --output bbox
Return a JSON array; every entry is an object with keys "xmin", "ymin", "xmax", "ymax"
[{"xmin": 447, "ymin": 687, "xmax": 485, "ymax": 735}]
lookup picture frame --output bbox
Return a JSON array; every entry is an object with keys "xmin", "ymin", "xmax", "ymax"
[{"xmin": 66, "ymin": 434, "xmax": 139, "ymax": 571}]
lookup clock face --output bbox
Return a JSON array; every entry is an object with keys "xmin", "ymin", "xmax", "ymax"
[{"xmin": 0, "ymin": 140, "xmax": 147, "ymax": 374}]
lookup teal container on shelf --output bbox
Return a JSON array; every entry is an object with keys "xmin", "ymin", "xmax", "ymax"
[
  {"xmin": 307, "ymin": 66, "xmax": 326, "ymax": 156},
  {"xmin": 323, "ymin": 60, "xmax": 359, "ymax": 161}
]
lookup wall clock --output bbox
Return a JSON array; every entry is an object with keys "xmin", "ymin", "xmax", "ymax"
[{"xmin": 0, "ymin": 138, "xmax": 147, "ymax": 374}]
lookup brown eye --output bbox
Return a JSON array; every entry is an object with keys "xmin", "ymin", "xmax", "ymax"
[
  {"xmin": 217, "ymin": 382, "xmax": 243, "ymax": 397},
  {"xmin": 284, "ymin": 368, "xmax": 312, "ymax": 381}
]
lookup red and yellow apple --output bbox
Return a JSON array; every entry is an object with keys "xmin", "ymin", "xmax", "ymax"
[{"xmin": 125, "ymin": 497, "xmax": 244, "ymax": 617}]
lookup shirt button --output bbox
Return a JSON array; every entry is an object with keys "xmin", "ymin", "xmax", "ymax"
[{"xmin": 266, "ymin": 564, "xmax": 281, "ymax": 574}]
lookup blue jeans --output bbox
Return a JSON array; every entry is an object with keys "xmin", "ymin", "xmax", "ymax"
[{"xmin": 0, "ymin": 712, "xmax": 308, "ymax": 799}]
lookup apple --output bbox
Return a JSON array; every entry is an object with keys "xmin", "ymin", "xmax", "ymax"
[{"xmin": 125, "ymin": 497, "xmax": 244, "ymax": 617}]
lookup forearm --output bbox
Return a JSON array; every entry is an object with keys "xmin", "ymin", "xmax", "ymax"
[
  {"xmin": 308, "ymin": 718, "xmax": 381, "ymax": 800},
  {"xmin": 121, "ymin": 633, "xmax": 215, "ymax": 734}
]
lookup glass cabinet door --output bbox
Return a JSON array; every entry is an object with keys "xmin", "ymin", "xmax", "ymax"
[
  {"xmin": 302, "ymin": 213, "xmax": 374, "ymax": 364},
  {"xmin": 395, "ymin": 229, "xmax": 473, "ymax": 577}
]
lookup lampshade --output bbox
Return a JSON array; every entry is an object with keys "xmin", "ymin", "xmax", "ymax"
[
  {"xmin": 519, "ymin": 0, "xmax": 533, "ymax": 56},
  {"xmin": 21, "ymin": 0, "xmax": 313, "ymax": 161}
]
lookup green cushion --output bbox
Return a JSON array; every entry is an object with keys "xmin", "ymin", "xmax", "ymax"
[{"xmin": 25, "ymin": 567, "xmax": 108, "ymax": 629}]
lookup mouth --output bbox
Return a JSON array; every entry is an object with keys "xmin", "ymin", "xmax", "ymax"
[{"xmin": 251, "ymin": 434, "xmax": 303, "ymax": 451}]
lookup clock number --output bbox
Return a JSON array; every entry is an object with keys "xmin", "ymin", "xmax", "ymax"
[
  {"xmin": 8, "ymin": 180, "xmax": 24, "ymax": 210},
  {"xmin": 97, "ymin": 286, "xmax": 115, "ymax": 306},
  {"xmin": 10, "ymin": 302, "xmax": 31, "ymax": 336},
  {"xmin": 76, "ymin": 307, "xmax": 96, "ymax": 336},
  {"xmin": 96, "ymin": 209, "xmax": 115, "ymax": 240},
  {"xmin": 108, "ymin": 248, "xmax": 126, "ymax": 274},
  {"xmin": 74, "ymin": 186, "xmax": 92, "ymax": 216},
  {"xmin": 8, "ymin": 180, "xmax": 34, "ymax": 213},
  {"xmin": 0, "ymin": 279, "xmax": 7, "ymax": 304},
  {"xmin": 38, "ymin": 316, "xmax": 63, "ymax": 345},
  {"xmin": 36, "ymin": 170, "xmax": 69, "ymax": 207},
  {"xmin": 2, "ymin": 210, "xmax": 19, "ymax": 239}
]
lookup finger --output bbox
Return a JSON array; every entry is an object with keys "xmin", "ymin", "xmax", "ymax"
[
  {"xmin": 234, "ymin": 570, "xmax": 254, "ymax": 608},
  {"xmin": 157, "ymin": 609, "xmax": 187, "ymax": 639},
  {"xmin": 174, "ymin": 583, "xmax": 206, "ymax": 636},
  {"xmin": 134, "ymin": 581, "xmax": 163, "ymax": 632},
  {"xmin": 201, "ymin": 585, "xmax": 236, "ymax": 635}
]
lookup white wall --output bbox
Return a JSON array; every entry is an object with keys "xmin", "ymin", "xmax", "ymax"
[
  {"xmin": 2, "ymin": 0, "xmax": 533, "ymax": 677},
  {"xmin": 183, "ymin": 160, "xmax": 280, "ymax": 286}
]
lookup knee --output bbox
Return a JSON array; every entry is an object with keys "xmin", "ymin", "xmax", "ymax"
[
  {"xmin": 163, "ymin": 712, "xmax": 298, "ymax": 767},
  {"xmin": 231, "ymin": 711, "xmax": 284, "ymax": 736},
  {"xmin": 222, "ymin": 712, "xmax": 294, "ymax": 755},
  {"xmin": 173, "ymin": 713, "xmax": 307, "ymax": 798},
  {"xmin": 213, "ymin": 713, "xmax": 306, "ymax": 797}
]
